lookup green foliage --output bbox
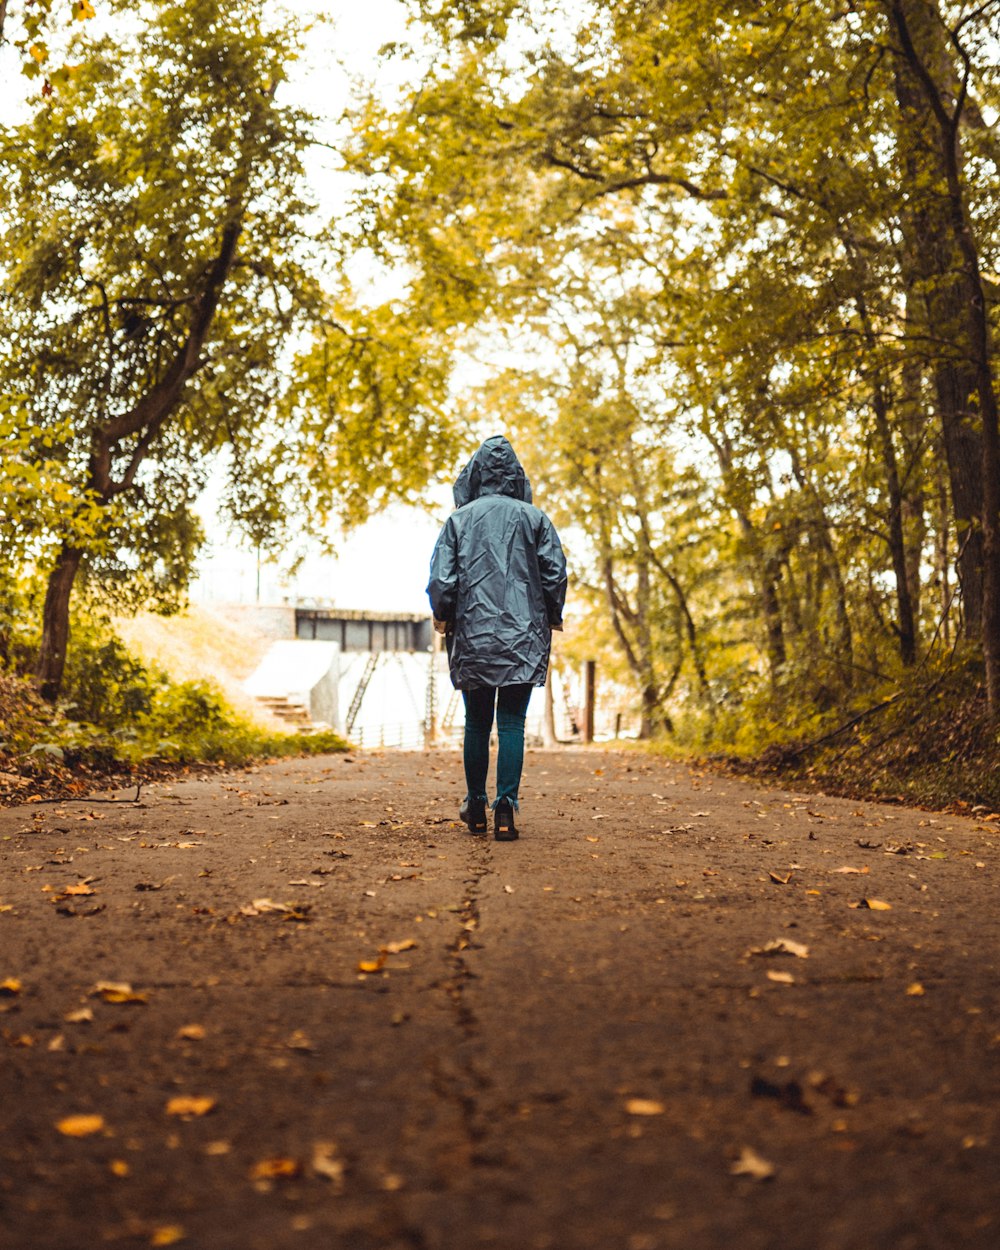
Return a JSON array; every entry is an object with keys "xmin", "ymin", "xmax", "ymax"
[
  {"xmin": 0, "ymin": 610, "xmax": 349, "ymax": 773},
  {"xmin": 346, "ymin": 0, "xmax": 1000, "ymax": 746}
]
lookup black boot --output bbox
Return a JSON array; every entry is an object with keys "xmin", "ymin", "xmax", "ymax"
[
  {"xmin": 494, "ymin": 797, "xmax": 518, "ymax": 841},
  {"xmin": 459, "ymin": 795, "xmax": 487, "ymax": 835}
]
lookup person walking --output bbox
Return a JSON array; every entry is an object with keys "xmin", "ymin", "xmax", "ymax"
[{"xmin": 427, "ymin": 435, "xmax": 567, "ymax": 841}]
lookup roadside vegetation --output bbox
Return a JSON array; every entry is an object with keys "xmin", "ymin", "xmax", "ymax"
[{"xmin": 0, "ymin": 606, "xmax": 347, "ymax": 805}]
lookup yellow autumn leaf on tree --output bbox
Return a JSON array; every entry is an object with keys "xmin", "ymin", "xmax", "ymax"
[{"xmin": 73, "ymin": 0, "xmax": 96, "ymax": 20}]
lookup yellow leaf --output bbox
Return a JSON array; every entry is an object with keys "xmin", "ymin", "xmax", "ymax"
[
  {"xmin": 150, "ymin": 1226, "xmax": 185, "ymax": 1247},
  {"xmin": 0, "ymin": 977, "xmax": 23, "ymax": 995},
  {"xmin": 29, "ymin": 43, "xmax": 48, "ymax": 64},
  {"xmin": 249, "ymin": 1156, "xmax": 301, "ymax": 1179},
  {"xmin": 906, "ymin": 982, "xmax": 925, "ymax": 996},
  {"xmin": 357, "ymin": 956, "xmax": 385, "ymax": 973},
  {"xmin": 91, "ymin": 981, "xmax": 148, "ymax": 1004},
  {"xmin": 62, "ymin": 883, "xmax": 96, "ymax": 896},
  {"xmin": 176, "ymin": 1024, "xmax": 206, "ymax": 1041},
  {"xmin": 165, "ymin": 1096, "xmax": 216, "ymax": 1118},
  {"xmin": 381, "ymin": 938, "xmax": 417, "ymax": 954},
  {"xmin": 109, "ymin": 1159, "xmax": 130, "ymax": 1177},
  {"xmin": 766, "ymin": 970, "xmax": 795, "ymax": 984},
  {"xmin": 624, "ymin": 1097, "xmax": 665, "ymax": 1116},
  {"xmin": 73, "ymin": 0, "xmax": 96, "ymax": 20},
  {"xmin": 768, "ymin": 871, "xmax": 792, "ymax": 886},
  {"xmin": 56, "ymin": 1114, "xmax": 106, "ymax": 1137},
  {"xmin": 861, "ymin": 898, "xmax": 892, "ymax": 911}
]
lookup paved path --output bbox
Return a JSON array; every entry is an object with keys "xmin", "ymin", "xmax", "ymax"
[{"xmin": 1, "ymin": 748, "xmax": 998, "ymax": 1249}]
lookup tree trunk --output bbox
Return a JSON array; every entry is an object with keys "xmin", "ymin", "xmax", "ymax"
[
  {"xmin": 891, "ymin": 0, "xmax": 1000, "ymax": 713},
  {"xmin": 892, "ymin": 0, "xmax": 983, "ymax": 638},
  {"xmin": 871, "ymin": 378, "xmax": 917, "ymax": 663},
  {"xmin": 35, "ymin": 545, "xmax": 84, "ymax": 701}
]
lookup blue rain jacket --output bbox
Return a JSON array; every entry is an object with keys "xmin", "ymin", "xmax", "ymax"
[{"xmin": 427, "ymin": 436, "xmax": 568, "ymax": 690}]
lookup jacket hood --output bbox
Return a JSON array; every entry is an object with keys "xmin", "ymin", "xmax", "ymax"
[{"xmin": 453, "ymin": 435, "xmax": 533, "ymax": 508}]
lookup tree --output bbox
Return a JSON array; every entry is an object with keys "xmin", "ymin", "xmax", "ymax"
[
  {"xmin": 1, "ymin": 0, "xmax": 316, "ymax": 697},
  {"xmin": 342, "ymin": 0, "xmax": 999, "ymax": 734}
]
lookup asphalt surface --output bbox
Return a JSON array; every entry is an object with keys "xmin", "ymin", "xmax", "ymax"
[{"xmin": 1, "ymin": 747, "xmax": 998, "ymax": 1250}]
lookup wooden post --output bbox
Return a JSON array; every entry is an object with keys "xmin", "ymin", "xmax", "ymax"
[
  {"xmin": 542, "ymin": 666, "xmax": 557, "ymax": 746},
  {"xmin": 583, "ymin": 660, "xmax": 596, "ymax": 744}
]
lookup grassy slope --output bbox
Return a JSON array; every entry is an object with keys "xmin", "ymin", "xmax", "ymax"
[{"xmin": 113, "ymin": 605, "xmax": 285, "ymax": 730}]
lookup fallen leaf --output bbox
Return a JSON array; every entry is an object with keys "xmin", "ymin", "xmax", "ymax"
[
  {"xmin": 203, "ymin": 1140, "xmax": 231, "ymax": 1156},
  {"xmin": 91, "ymin": 982, "xmax": 148, "ymax": 1005},
  {"xmin": 624, "ymin": 1098, "xmax": 665, "ymax": 1116},
  {"xmin": 249, "ymin": 1156, "xmax": 301, "ymax": 1179},
  {"xmin": 61, "ymin": 882, "xmax": 96, "ymax": 897},
  {"xmin": 731, "ymin": 1146, "xmax": 775, "ymax": 1180},
  {"xmin": 56, "ymin": 1114, "xmax": 106, "ymax": 1137},
  {"xmin": 747, "ymin": 939, "xmax": 810, "ymax": 959},
  {"xmin": 65, "ymin": 1007, "xmax": 94, "ymax": 1024},
  {"xmin": 858, "ymin": 898, "xmax": 892, "ymax": 911},
  {"xmin": 381, "ymin": 938, "xmax": 418, "ymax": 955},
  {"xmin": 0, "ymin": 978, "xmax": 23, "ymax": 996},
  {"xmin": 357, "ymin": 957, "xmax": 385, "ymax": 973},
  {"xmin": 809, "ymin": 1073, "xmax": 859, "ymax": 1107},
  {"xmin": 750, "ymin": 1076, "xmax": 811, "ymax": 1114},
  {"xmin": 109, "ymin": 1159, "xmax": 130, "ymax": 1177},
  {"xmin": 286, "ymin": 1030, "xmax": 314, "ymax": 1051},
  {"xmin": 165, "ymin": 1096, "xmax": 216, "ymax": 1118},
  {"xmin": 176, "ymin": 1024, "xmax": 206, "ymax": 1041},
  {"xmin": 241, "ymin": 897, "xmax": 290, "ymax": 916},
  {"xmin": 768, "ymin": 871, "xmax": 792, "ymax": 886},
  {"xmin": 311, "ymin": 1141, "xmax": 345, "ymax": 1187},
  {"xmin": 150, "ymin": 1226, "xmax": 185, "ymax": 1247},
  {"xmin": 906, "ymin": 982, "xmax": 925, "ymax": 996},
  {"xmin": 832, "ymin": 866, "xmax": 869, "ymax": 875},
  {"xmin": 766, "ymin": 970, "xmax": 795, "ymax": 985}
]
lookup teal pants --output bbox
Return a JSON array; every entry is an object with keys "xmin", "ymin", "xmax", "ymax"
[{"xmin": 462, "ymin": 684, "xmax": 533, "ymax": 809}]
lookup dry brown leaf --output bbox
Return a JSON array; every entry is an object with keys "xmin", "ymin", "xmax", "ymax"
[
  {"xmin": 91, "ymin": 981, "xmax": 148, "ymax": 1005},
  {"xmin": 768, "ymin": 871, "xmax": 792, "ymax": 886},
  {"xmin": 65, "ymin": 1007, "xmax": 94, "ymax": 1024},
  {"xmin": 249, "ymin": 1156, "xmax": 301, "ymax": 1180},
  {"xmin": 832, "ymin": 866, "xmax": 869, "ymax": 875},
  {"xmin": 747, "ymin": 939, "xmax": 810, "ymax": 959},
  {"xmin": 56, "ymin": 1114, "xmax": 106, "ymax": 1137},
  {"xmin": 165, "ymin": 1096, "xmax": 216, "ymax": 1119},
  {"xmin": 731, "ymin": 1146, "xmax": 775, "ymax": 1180},
  {"xmin": 624, "ymin": 1097, "xmax": 665, "ymax": 1116},
  {"xmin": 311, "ymin": 1141, "xmax": 345, "ymax": 1187}
]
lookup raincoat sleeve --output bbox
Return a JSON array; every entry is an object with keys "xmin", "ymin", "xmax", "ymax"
[
  {"xmin": 537, "ymin": 516, "xmax": 567, "ymax": 627},
  {"xmin": 427, "ymin": 517, "xmax": 459, "ymax": 622}
]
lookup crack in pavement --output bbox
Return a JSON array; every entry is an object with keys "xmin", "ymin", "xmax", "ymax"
[{"xmin": 426, "ymin": 839, "xmax": 513, "ymax": 1176}]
